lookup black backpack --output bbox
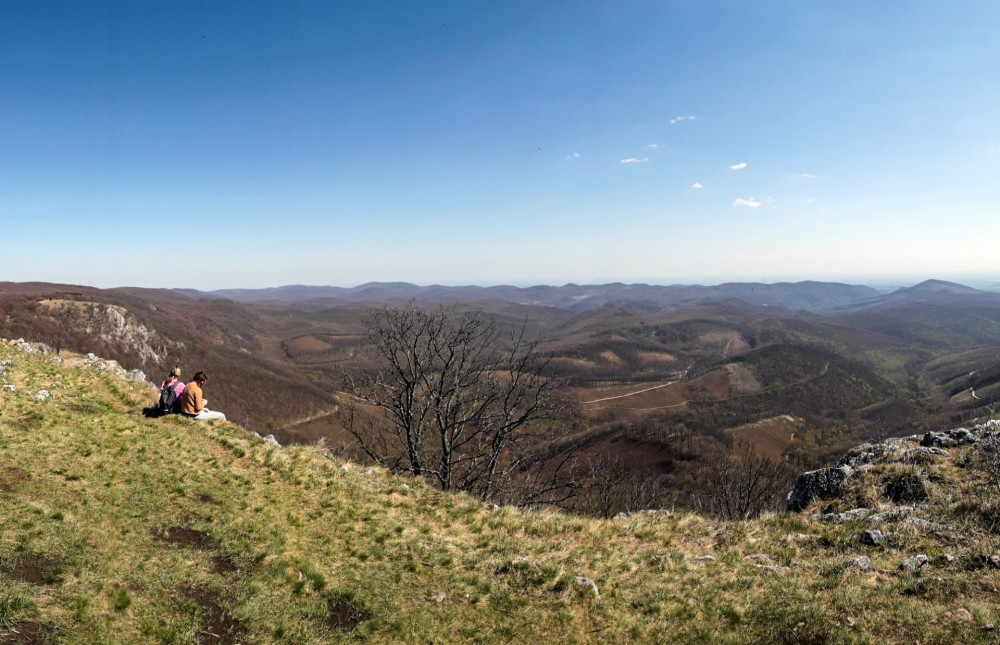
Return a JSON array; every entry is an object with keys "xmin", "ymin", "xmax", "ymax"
[{"xmin": 158, "ymin": 382, "xmax": 180, "ymax": 415}]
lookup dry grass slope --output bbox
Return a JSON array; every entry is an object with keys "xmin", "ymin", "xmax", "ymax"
[{"xmin": 1, "ymin": 343, "xmax": 1000, "ymax": 643}]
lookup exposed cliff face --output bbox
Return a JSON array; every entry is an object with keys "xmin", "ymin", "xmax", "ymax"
[{"xmin": 37, "ymin": 299, "xmax": 173, "ymax": 366}]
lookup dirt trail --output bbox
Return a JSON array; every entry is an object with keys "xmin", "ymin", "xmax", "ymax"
[
  {"xmin": 581, "ymin": 365, "xmax": 692, "ymax": 405},
  {"xmin": 585, "ymin": 363, "xmax": 830, "ymax": 412},
  {"xmin": 581, "ymin": 380, "xmax": 681, "ymax": 404}
]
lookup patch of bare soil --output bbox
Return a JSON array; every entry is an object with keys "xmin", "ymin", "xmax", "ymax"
[
  {"xmin": 0, "ymin": 467, "xmax": 28, "ymax": 493},
  {"xmin": 182, "ymin": 585, "xmax": 248, "ymax": 645},
  {"xmin": 210, "ymin": 554, "xmax": 238, "ymax": 576},
  {"xmin": 196, "ymin": 493, "xmax": 218, "ymax": 505},
  {"xmin": 0, "ymin": 621, "xmax": 50, "ymax": 644},
  {"xmin": 2, "ymin": 556, "xmax": 63, "ymax": 586},
  {"xmin": 326, "ymin": 595, "xmax": 371, "ymax": 632},
  {"xmin": 154, "ymin": 526, "xmax": 215, "ymax": 550}
]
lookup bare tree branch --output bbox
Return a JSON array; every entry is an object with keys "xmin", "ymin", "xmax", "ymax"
[{"xmin": 339, "ymin": 304, "xmax": 574, "ymax": 503}]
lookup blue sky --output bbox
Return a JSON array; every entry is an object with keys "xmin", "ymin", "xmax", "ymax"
[{"xmin": 2, "ymin": 1, "xmax": 998, "ymax": 289}]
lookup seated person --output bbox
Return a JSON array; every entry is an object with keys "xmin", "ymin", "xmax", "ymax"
[
  {"xmin": 180, "ymin": 371, "xmax": 227, "ymax": 421},
  {"xmin": 158, "ymin": 367, "xmax": 185, "ymax": 414}
]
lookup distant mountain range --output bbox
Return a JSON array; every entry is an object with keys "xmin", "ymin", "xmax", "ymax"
[{"xmin": 176, "ymin": 279, "xmax": 1000, "ymax": 314}]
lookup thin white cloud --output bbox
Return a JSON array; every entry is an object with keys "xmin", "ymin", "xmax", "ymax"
[
  {"xmin": 804, "ymin": 198, "xmax": 815, "ymax": 203},
  {"xmin": 733, "ymin": 197, "xmax": 762, "ymax": 208},
  {"xmin": 798, "ymin": 173, "xmax": 815, "ymax": 178},
  {"xmin": 670, "ymin": 115, "xmax": 697, "ymax": 124},
  {"xmin": 620, "ymin": 158, "xmax": 649, "ymax": 164},
  {"xmin": 692, "ymin": 182, "xmax": 704, "ymax": 189},
  {"xmin": 565, "ymin": 152, "xmax": 581, "ymax": 160},
  {"xmin": 645, "ymin": 143, "xmax": 661, "ymax": 149},
  {"xmin": 730, "ymin": 162, "xmax": 747, "ymax": 170}
]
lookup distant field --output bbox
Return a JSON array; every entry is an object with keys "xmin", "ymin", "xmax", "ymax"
[{"xmin": 729, "ymin": 415, "xmax": 804, "ymax": 461}]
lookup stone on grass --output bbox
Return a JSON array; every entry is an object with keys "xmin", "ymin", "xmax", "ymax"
[
  {"xmin": 693, "ymin": 555, "xmax": 716, "ymax": 563},
  {"xmin": 263, "ymin": 434, "xmax": 281, "ymax": 447},
  {"xmin": 574, "ymin": 576, "xmax": 600, "ymax": 598},
  {"xmin": 921, "ymin": 429, "xmax": 977, "ymax": 448},
  {"xmin": 899, "ymin": 555, "xmax": 929, "ymax": 571},
  {"xmin": 866, "ymin": 506, "xmax": 914, "ymax": 525},
  {"xmin": 843, "ymin": 556, "xmax": 873, "ymax": 573},
  {"xmin": 813, "ymin": 508, "xmax": 870, "ymax": 523},
  {"xmin": 837, "ymin": 443, "xmax": 903, "ymax": 468},
  {"xmin": 744, "ymin": 554, "xmax": 774, "ymax": 565},
  {"xmin": 941, "ymin": 608, "xmax": 973, "ymax": 624},
  {"xmin": 860, "ymin": 529, "xmax": 885, "ymax": 546},
  {"xmin": 787, "ymin": 466, "xmax": 853, "ymax": 512},
  {"xmin": 902, "ymin": 447, "xmax": 950, "ymax": 462},
  {"xmin": 902, "ymin": 517, "xmax": 947, "ymax": 532}
]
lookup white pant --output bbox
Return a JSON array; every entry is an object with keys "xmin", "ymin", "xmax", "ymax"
[{"xmin": 186, "ymin": 409, "xmax": 227, "ymax": 421}]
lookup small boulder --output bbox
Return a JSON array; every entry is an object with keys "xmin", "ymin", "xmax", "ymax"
[
  {"xmin": 843, "ymin": 556, "xmax": 873, "ymax": 573},
  {"xmin": 693, "ymin": 555, "xmax": 716, "ymax": 563},
  {"xmin": 902, "ymin": 517, "xmax": 947, "ymax": 532},
  {"xmin": 837, "ymin": 443, "xmax": 903, "ymax": 468},
  {"xmin": 899, "ymin": 554, "xmax": 929, "ymax": 571},
  {"xmin": 902, "ymin": 447, "xmax": 950, "ymax": 463},
  {"xmin": 574, "ymin": 576, "xmax": 600, "ymax": 598},
  {"xmin": 866, "ymin": 506, "xmax": 914, "ymax": 525},
  {"xmin": 941, "ymin": 608, "xmax": 974, "ymax": 624},
  {"xmin": 921, "ymin": 429, "xmax": 977, "ymax": 448},
  {"xmin": 263, "ymin": 434, "xmax": 281, "ymax": 447},
  {"xmin": 787, "ymin": 465, "xmax": 853, "ymax": 512},
  {"xmin": 860, "ymin": 529, "xmax": 885, "ymax": 546},
  {"xmin": 813, "ymin": 507, "xmax": 870, "ymax": 523},
  {"xmin": 744, "ymin": 554, "xmax": 774, "ymax": 565}
]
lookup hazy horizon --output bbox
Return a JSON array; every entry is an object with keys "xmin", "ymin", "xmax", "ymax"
[
  {"xmin": 3, "ymin": 2, "xmax": 997, "ymax": 290},
  {"xmin": 12, "ymin": 272, "xmax": 999, "ymax": 294}
]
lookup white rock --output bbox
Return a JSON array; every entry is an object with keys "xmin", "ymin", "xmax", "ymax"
[{"xmin": 573, "ymin": 576, "xmax": 600, "ymax": 598}]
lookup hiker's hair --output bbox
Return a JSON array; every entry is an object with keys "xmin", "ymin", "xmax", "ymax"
[
  {"xmin": 169, "ymin": 366, "xmax": 181, "ymax": 378},
  {"xmin": 193, "ymin": 371, "xmax": 208, "ymax": 383}
]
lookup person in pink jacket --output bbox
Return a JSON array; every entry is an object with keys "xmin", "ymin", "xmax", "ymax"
[{"xmin": 158, "ymin": 366, "xmax": 186, "ymax": 414}]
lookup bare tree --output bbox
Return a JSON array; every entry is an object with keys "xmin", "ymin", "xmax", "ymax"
[
  {"xmin": 698, "ymin": 445, "xmax": 795, "ymax": 520},
  {"xmin": 582, "ymin": 454, "xmax": 666, "ymax": 518},
  {"xmin": 340, "ymin": 304, "xmax": 569, "ymax": 501}
]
